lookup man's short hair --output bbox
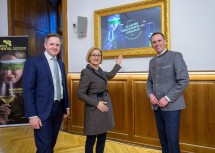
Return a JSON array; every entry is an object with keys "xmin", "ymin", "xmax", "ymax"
[{"xmin": 150, "ymin": 32, "xmax": 165, "ymax": 41}]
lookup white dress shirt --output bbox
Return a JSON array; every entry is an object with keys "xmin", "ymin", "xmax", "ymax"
[{"xmin": 44, "ymin": 51, "xmax": 63, "ymax": 100}]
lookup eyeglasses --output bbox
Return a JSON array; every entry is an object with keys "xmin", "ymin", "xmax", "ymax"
[{"xmin": 90, "ymin": 54, "xmax": 102, "ymax": 58}]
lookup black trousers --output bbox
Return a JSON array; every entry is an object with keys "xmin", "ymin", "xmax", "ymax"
[{"xmin": 85, "ymin": 132, "xmax": 107, "ymax": 153}]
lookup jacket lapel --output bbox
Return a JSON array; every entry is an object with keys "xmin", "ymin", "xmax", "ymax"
[
  {"xmin": 87, "ymin": 64, "xmax": 107, "ymax": 83},
  {"xmin": 40, "ymin": 54, "xmax": 54, "ymax": 86}
]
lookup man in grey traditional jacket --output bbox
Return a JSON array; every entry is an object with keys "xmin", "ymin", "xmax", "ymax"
[{"xmin": 146, "ymin": 32, "xmax": 189, "ymax": 153}]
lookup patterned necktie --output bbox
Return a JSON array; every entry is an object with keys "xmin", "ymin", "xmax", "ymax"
[{"xmin": 52, "ymin": 58, "xmax": 61, "ymax": 101}]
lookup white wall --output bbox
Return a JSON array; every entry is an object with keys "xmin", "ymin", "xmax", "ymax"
[
  {"xmin": 170, "ymin": 0, "xmax": 215, "ymax": 71},
  {"xmin": 0, "ymin": 0, "xmax": 8, "ymax": 36},
  {"xmin": 1, "ymin": 0, "xmax": 214, "ymax": 72},
  {"xmin": 67, "ymin": 0, "xmax": 215, "ymax": 72}
]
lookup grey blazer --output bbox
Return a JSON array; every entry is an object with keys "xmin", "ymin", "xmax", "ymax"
[
  {"xmin": 77, "ymin": 64, "xmax": 121, "ymax": 135},
  {"xmin": 146, "ymin": 51, "xmax": 189, "ymax": 111}
]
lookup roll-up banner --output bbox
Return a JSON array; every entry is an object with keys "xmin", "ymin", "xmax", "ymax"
[{"xmin": 0, "ymin": 36, "xmax": 29, "ymax": 127}]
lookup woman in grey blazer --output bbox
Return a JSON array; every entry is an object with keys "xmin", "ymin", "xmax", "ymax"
[{"xmin": 77, "ymin": 47, "xmax": 123, "ymax": 153}]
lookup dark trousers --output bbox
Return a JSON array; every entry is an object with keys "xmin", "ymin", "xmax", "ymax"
[
  {"xmin": 154, "ymin": 108, "xmax": 181, "ymax": 153},
  {"xmin": 85, "ymin": 132, "xmax": 107, "ymax": 153},
  {"xmin": 34, "ymin": 101, "xmax": 64, "ymax": 153}
]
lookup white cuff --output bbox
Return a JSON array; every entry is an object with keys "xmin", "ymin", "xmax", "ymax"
[{"xmin": 165, "ymin": 96, "xmax": 170, "ymax": 102}]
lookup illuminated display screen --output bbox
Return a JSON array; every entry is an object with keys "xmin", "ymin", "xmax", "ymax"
[{"xmin": 101, "ymin": 6, "xmax": 161, "ymax": 50}]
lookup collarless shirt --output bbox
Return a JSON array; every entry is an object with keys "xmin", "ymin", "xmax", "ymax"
[
  {"xmin": 44, "ymin": 51, "xmax": 63, "ymax": 100},
  {"xmin": 157, "ymin": 49, "xmax": 167, "ymax": 57}
]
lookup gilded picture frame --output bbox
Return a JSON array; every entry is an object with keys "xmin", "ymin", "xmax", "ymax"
[{"xmin": 94, "ymin": 0, "xmax": 170, "ymax": 58}]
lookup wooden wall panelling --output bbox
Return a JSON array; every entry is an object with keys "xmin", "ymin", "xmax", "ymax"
[
  {"xmin": 67, "ymin": 72, "xmax": 215, "ymax": 153},
  {"xmin": 107, "ymin": 78, "xmax": 129, "ymax": 140},
  {"xmin": 67, "ymin": 74, "xmax": 84, "ymax": 134},
  {"xmin": 132, "ymin": 79, "xmax": 160, "ymax": 147},
  {"xmin": 70, "ymin": 79, "xmax": 85, "ymax": 133},
  {"xmin": 180, "ymin": 81, "xmax": 215, "ymax": 153}
]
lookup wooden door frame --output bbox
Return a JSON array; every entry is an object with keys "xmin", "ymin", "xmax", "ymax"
[{"xmin": 62, "ymin": 0, "xmax": 68, "ymax": 73}]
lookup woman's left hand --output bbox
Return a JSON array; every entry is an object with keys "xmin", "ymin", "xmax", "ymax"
[{"xmin": 115, "ymin": 54, "xmax": 123, "ymax": 65}]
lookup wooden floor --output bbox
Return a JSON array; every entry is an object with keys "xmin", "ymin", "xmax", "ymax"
[{"xmin": 0, "ymin": 126, "xmax": 161, "ymax": 153}]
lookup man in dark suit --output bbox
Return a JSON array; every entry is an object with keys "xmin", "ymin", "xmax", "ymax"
[
  {"xmin": 146, "ymin": 32, "xmax": 189, "ymax": 153},
  {"xmin": 23, "ymin": 33, "xmax": 70, "ymax": 153}
]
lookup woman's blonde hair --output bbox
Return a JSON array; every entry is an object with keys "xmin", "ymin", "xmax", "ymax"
[{"xmin": 86, "ymin": 47, "xmax": 103, "ymax": 64}]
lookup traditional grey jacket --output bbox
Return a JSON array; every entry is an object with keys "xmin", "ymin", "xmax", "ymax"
[
  {"xmin": 146, "ymin": 51, "xmax": 189, "ymax": 111},
  {"xmin": 77, "ymin": 64, "xmax": 121, "ymax": 135}
]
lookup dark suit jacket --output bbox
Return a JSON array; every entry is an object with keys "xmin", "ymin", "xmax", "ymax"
[{"xmin": 22, "ymin": 53, "xmax": 69, "ymax": 121}]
